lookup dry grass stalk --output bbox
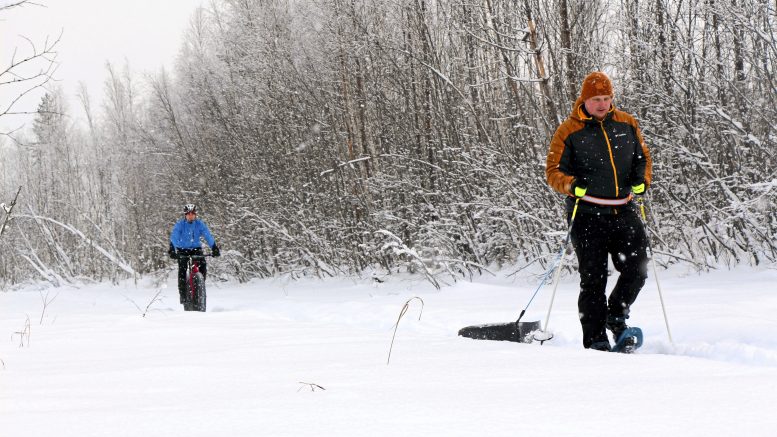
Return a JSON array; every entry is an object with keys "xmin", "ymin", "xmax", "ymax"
[{"xmin": 386, "ymin": 297, "xmax": 424, "ymax": 365}]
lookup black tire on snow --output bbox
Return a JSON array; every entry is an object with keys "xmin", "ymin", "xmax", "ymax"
[
  {"xmin": 193, "ymin": 272, "xmax": 206, "ymax": 312},
  {"xmin": 182, "ymin": 272, "xmax": 193, "ymax": 311}
]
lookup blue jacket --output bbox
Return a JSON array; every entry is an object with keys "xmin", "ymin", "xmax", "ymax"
[{"xmin": 170, "ymin": 218, "xmax": 216, "ymax": 249}]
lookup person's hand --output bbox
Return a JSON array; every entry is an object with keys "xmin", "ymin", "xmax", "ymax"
[
  {"xmin": 571, "ymin": 179, "xmax": 588, "ymax": 198},
  {"xmin": 168, "ymin": 246, "xmax": 178, "ymax": 259},
  {"xmin": 632, "ymin": 183, "xmax": 646, "ymax": 196},
  {"xmin": 211, "ymin": 243, "xmax": 221, "ymax": 257}
]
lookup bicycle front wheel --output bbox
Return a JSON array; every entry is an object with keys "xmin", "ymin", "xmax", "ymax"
[{"xmin": 193, "ymin": 272, "xmax": 206, "ymax": 312}]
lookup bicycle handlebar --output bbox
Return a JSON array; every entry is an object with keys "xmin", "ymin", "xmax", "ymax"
[{"xmin": 171, "ymin": 253, "xmax": 214, "ymax": 260}]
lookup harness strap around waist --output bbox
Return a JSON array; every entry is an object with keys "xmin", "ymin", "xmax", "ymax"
[{"xmin": 580, "ymin": 193, "xmax": 633, "ymax": 206}]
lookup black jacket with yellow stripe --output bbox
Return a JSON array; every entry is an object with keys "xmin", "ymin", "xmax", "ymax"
[{"xmin": 546, "ymin": 101, "xmax": 652, "ymax": 215}]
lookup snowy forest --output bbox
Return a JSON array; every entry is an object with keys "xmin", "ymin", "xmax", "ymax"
[{"xmin": 1, "ymin": 0, "xmax": 775, "ymax": 289}]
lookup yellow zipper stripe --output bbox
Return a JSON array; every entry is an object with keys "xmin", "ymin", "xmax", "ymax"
[{"xmin": 600, "ymin": 121, "xmax": 619, "ymax": 197}]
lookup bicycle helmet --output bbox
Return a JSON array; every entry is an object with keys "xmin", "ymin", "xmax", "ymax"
[{"xmin": 183, "ymin": 203, "xmax": 197, "ymax": 214}]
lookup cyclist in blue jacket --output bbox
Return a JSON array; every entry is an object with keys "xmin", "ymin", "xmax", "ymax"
[{"xmin": 168, "ymin": 204, "xmax": 221, "ymax": 303}]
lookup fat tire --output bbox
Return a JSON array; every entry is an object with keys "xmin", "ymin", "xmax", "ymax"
[
  {"xmin": 182, "ymin": 272, "xmax": 194, "ymax": 311},
  {"xmin": 193, "ymin": 272, "xmax": 206, "ymax": 312}
]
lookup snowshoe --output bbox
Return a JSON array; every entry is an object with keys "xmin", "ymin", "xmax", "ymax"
[{"xmin": 611, "ymin": 327, "xmax": 643, "ymax": 353}]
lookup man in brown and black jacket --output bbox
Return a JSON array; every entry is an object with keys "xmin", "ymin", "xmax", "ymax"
[{"xmin": 546, "ymin": 71, "xmax": 652, "ymax": 351}]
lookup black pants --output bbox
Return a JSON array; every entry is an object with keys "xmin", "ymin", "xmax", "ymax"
[
  {"xmin": 177, "ymin": 248, "xmax": 207, "ymax": 295},
  {"xmin": 569, "ymin": 209, "xmax": 648, "ymax": 348}
]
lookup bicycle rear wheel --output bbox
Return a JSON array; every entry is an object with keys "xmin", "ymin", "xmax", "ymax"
[{"xmin": 193, "ymin": 272, "xmax": 206, "ymax": 312}]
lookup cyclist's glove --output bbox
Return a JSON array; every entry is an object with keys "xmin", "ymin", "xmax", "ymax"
[
  {"xmin": 168, "ymin": 243, "xmax": 178, "ymax": 259},
  {"xmin": 211, "ymin": 243, "xmax": 221, "ymax": 257}
]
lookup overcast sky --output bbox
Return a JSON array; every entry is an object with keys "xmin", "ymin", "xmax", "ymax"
[{"xmin": 1, "ymin": 0, "xmax": 203, "ymax": 130}]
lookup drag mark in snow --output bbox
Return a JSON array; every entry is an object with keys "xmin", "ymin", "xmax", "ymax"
[{"xmin": 646, "ymin": 341, "xmax": 777, "ymax": 368}]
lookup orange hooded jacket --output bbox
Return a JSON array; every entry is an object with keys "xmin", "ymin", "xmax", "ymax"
[{"xmin": 545, "ymin": 97, "xmax": 652, "ymax": 214}]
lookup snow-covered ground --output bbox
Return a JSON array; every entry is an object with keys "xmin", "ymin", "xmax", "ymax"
[{"xmin": 2, "ymin": 264, "xmax": 776, "ymax": 436}]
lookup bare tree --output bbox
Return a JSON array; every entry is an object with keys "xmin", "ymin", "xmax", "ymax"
[
  {"xmin": 0, "ymin": 186, "xmax": 22, "ymax": 240},
  {"xmin": 0, "ymin": 1, "xmax": 60, "ymax": 139},
  {"xmin": 1, "ymin": 0, "xmax": 776, "ymax": 288}
]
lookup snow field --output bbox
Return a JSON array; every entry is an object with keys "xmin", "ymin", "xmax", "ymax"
[{"xmin": 1, "ymin": 266, "xmax": 776, "ymax": 436}]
